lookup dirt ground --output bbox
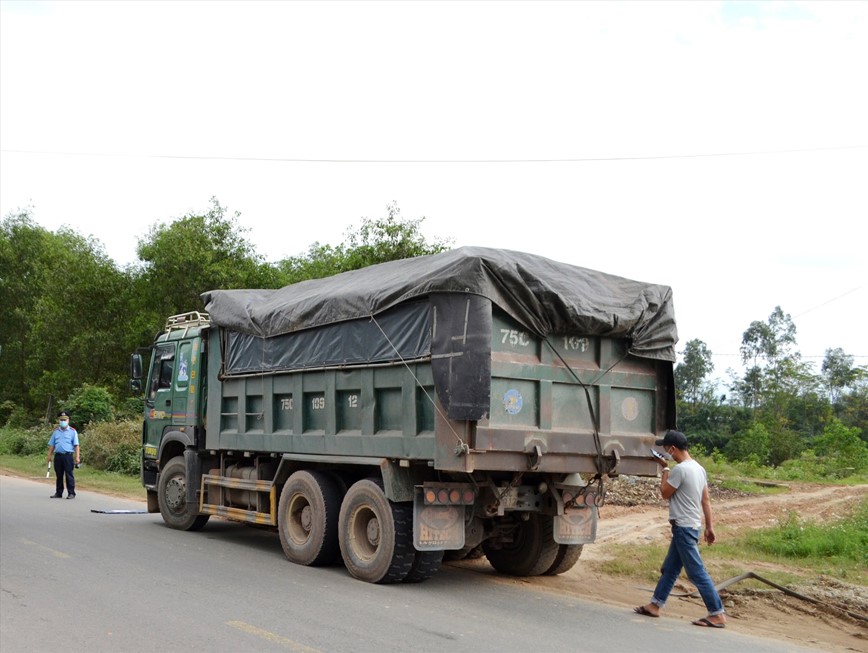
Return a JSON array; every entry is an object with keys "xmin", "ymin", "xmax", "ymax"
[{"xmin": 451, "ymin": 479, "xmax": 868, "ymax": 653}]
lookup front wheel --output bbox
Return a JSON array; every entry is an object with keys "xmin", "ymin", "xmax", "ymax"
[
  {"xmin": 338, "ymin": 479, "xmax": 415, "ymax": 584},
  {"xmin": 157, "ymin": 456, "xmax": 210, "ymax": 531}
]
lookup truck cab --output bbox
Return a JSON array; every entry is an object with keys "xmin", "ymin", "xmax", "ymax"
[{"xmin": 132, "ymin": 312, "xmax": 209, "ymax": 512}]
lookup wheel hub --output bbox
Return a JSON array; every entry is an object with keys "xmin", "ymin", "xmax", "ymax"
[
  {"xmin": 300, "ymin": 505, "xmax": 312, "ymax": 533},
  {"xmin": 166, "ymin": 477, "xmax": 185, "ymax": 509},
  {"xmin": 366, "ymin": 516, "xmax": 381, "ymax": 546}
]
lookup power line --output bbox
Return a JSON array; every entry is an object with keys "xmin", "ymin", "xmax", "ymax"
[
  {"xmin": 2, "ymin": 144, "xmax": 866, "ymax": 164},
  {"xmin": 707, "ymin": 352, "xmax": 868, "ymax": 357},
  {"xmin": 794, "ymin": 287, "xmax": 863, "ymax": 318}
]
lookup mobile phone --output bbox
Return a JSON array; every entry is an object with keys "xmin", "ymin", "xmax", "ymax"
[{"xmin": 650, "ymin": 448, "xmax": 670, "ymax": 461}]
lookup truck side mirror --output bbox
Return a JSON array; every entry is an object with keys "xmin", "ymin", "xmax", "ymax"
[
  {"xmin": 130, "ymin": 353, "xmax": 143, "ymax": 393},
  {"xmin": 131, "ymin": 353, "xmax": 143, "ymax": 379}
]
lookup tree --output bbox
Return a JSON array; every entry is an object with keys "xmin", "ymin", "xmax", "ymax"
[
  {"xmin": 63, "ymin": 384, "xmax": 115, "ymax": 432},
  {"xmin": 740, "ymin": 307, "xmax": 796, "ymax": 368},
  {"xmin": 838, "ymin": 376, "xmax": 868, "ymax": 443},
  {"xmin": 737, "ymin": 306, "xmax": 800, "ymax": 408},
  {"xmin": 29, "ymin": 227, "xmax": 133, "ymax": 404},
  {"xmin": 677, "ymin": 401, "xmax": 749, "ymax": 455},
  {"xmin": 0, "ymin": 209, "xmax": 51, "ymax": 412},
  {"xmin": 724, "ymin": 421, "xmax": 771, "ymax": 465},
  {"xmin": 821, "ymin": 348, "xmax": 861, "ymax": 404},
  {"xmin": 277, "ymin": 201, "xmax": 452, "ymax": 284},
  {"xmin": 1, "ymin": 211, "xmax": 133, "ymax": 418},
  {"xmin": 675, "ymin": 339, "xmax": 715, "ymax": 406},
  {"xmin": 132, "ymin": 197, "xmax": 278, "ymax": 339}
]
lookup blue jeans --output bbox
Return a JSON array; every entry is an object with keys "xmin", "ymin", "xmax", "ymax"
[{"xmin": 651, "ymin": 524, "xmax": 724, "ymax": 615}]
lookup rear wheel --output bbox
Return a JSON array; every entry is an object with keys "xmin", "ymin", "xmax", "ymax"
[
  {"xmin": 544, "ymin": 544, "xmax": 583, "ymax": 575},
  {"xmin": 338, "ymin": 479, "xmax": 415, "ymax": 584},
  {"xmin": 403, "ymin": 550, "xmax": 444, "ymax": 583},
  {"xmin": 278, "ymin": 470, "xmax": 342, "ymax": 566},
  {"xmin": 157, "ymin": 456, "xmax": 210, "ymax": 531},
  {"xmin": 482, "ymin": 514, "xmax": 559, "ymax": 577},
  {"xmin": 443, "ymin": 544, "xmax": 484, "ymax": 562}
]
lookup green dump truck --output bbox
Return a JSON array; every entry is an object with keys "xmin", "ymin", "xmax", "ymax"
[{"xmin": 131, "ymin": 247, "xmax": 677, "ymax": 584}]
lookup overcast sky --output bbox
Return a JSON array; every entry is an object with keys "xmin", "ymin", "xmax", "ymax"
[{"xmin": 1, "ymin": 0, "xmax": 866, "ymax": 381}]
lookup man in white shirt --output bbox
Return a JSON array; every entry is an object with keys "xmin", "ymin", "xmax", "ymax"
[{"xmin": 633, "ymin": 429, "xmax": 726, "ymax": 628}]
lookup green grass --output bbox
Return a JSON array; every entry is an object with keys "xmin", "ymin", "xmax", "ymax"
[
  {"xmin": 697, "ymin": 451, "xmax": 868, "ymax": 486},
  {"xmin": 714, "ymin": 477, "xmax": 791, "ymax": 496},
  {"xmin": 737, "ymin": 503, "xmax": 868, "ymax": 583},
  {"xmin": 0, "ymin": 453, "xmax": 145, "ymax": 500},
  {"xmin": 598, "ymin": 497, "xmax": 868, "ymax": 588}
]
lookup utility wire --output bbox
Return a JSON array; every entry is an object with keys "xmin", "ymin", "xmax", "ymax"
[
  {"xmin": 794, "ymin": 287, "xmax": 862, "ymax": 318},
  {"xmin": 2, "ymin": 144, "xmax": 866, "ymax": 164}
]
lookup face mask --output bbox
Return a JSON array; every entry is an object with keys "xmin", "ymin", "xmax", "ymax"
[{"xmin": 59, "ymin": 420, "xmax": 68, "ymax": 428}]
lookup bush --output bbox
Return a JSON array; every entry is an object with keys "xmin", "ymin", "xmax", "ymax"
[
  {"xmin": 62, "ymin": 384, "xmax": 114, "ymax": 432},
  {"xmin": 0, "ymin": 400, "xmax": 16, "ymax": 427},
  {"xmin": 725, "ymin": 422, "xmax": 770, "ymax": 465},
  {"xmin": 115, "ymin": 396, "xmax": 145, "ymax": 421},
  {"xmin": 0, "ymin": 425, "xmax": 50, "ymax": 456},
  {"xmin": 2, "ymin": 404, "xmax": 39, "ymax": 429},
  {"xmin": 811, "ymin": 418, "xmax": 868, "ymax": 476},
  {"xmin": 77, "ymin": 419, "xmax": 141, "ymax": 476}
]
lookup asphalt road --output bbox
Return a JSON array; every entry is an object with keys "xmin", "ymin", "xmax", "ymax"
[{"xmin": 0, "ymin": 474, "xmax": 823, "ymax": 653}]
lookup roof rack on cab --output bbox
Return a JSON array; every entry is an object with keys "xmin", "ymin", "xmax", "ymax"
[{"xmin": 164, "ymin": 311, "xmax": 211, "ymax": 335}]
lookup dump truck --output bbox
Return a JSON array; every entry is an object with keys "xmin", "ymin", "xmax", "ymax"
[{"xmin": 131, "ymin": 246, "xmax": 677, "ymax": 584}]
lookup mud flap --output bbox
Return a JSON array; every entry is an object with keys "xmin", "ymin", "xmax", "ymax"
[
  {"xmin": 413, "ymin": 490, "xmax": 466, "ymax": 551},
  {"xmin": 554, "ymin": 505, "xmax": 598, "ymax": 545},
  {"xmin": 184, "ymin": 449, "xmax": 203, "ymax": 513}
]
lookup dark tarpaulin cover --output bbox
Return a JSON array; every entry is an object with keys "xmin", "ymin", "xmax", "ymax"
[
  {"xmin": 223, "ymin": 301, "xmax": 433, "ymax": 374},
  {"xmin": 201, "ymin": 246, "xmax": 678, "ymax": 362}
]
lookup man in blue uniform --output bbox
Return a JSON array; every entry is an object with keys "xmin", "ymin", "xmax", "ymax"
[{"xmin": 47, "ymin": 410, "xmax": 80, "ymax": 499}]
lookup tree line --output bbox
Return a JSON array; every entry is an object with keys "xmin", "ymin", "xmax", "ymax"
[{"xmin": 1, "ymin": 198, "xmax": 865, "ymax": 473}]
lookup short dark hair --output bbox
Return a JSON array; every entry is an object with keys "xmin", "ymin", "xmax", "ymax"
[{"xmin": 655, "ymin": 429, "xmax": 688, "ymax": 450}]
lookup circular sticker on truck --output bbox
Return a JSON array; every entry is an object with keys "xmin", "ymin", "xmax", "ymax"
[
  {"xmin": 621, "ymin": 396, "xmax": 639, "ymax": 421},
  {"xmin": 503, "ymin": 389, "xmax": 523, "ymax": 415}
]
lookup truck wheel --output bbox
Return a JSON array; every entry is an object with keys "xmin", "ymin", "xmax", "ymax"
[
  {"xmin": 403, "ymin": 550, "xmax": 444, "ymax": 583},
  {"xmin": 482, "ymin": 513, "xmax": 559, "ymax": 577},
  {"xmin": 157, "ymin": 456, "xmax": 210, "ymax": 531},
  {"xmin": 278, "ymin": 470, "xmax": 342, "ymax": 566},
  {"xmin": 338, "ymin": 479, "xmax": 415, "ymax": 584},
  {"xmin": 544, "ymin": 544, "xmax": 583, "ymax": 575},
  {"xmin": 443, "ymin": 544, "xmax": 484, "ymax": 562}
]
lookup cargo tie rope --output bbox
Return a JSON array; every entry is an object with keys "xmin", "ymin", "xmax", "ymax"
[
  {"xmin": 541, "ymin": 338, "xmax": 632, "ymax": 505},
  {"xmin": 370, "ymin": 315, "xmax": 471, "ymax": 455}
]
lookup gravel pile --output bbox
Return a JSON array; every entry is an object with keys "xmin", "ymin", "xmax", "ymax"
[{"xmin": 603, "ymin": 475, "xmax": 750, "ymax": 506}]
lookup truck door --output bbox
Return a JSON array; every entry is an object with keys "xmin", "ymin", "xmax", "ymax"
[
  {"xmin": 144, "ymin": 343, "xmax": 176, "ymax": 453},
  {"xmin": 171, "ymin": 339, "xmax": 195, "ymax": 429}
]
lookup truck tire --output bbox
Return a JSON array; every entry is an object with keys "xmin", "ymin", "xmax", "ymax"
[
  {"xmin": 403, "ymin": 550, "xmax": 444, "ymax": 583},
  {"xmin": 338, "ymin": 479, "xmax": 415, "ymax": 584},
  {"xmin": 544, "ymin": 544, "xmax": 583, "ymax": 575},
  {"xmin": 278, "ymin": 470, "xmax": 342, "ymax": 566},
  {"xmin": 443, "ymin": 544, "xmax": 484, "ymax": 562},
  {"xmin": 482, "ymin": 513, "xmax": 559, "ymax": 577},
  {"xmin": 157, "ymin": 456, "xmax": 210, "ymax": 531}
]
